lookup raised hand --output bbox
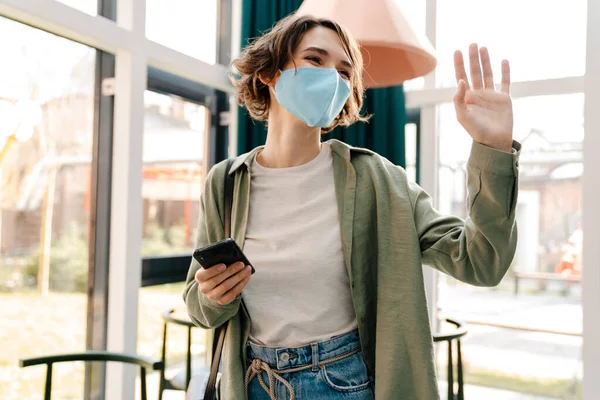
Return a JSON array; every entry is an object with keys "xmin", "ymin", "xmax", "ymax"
[{"xmin": 454, "ymin": 44, "xmax": 514, "ymax": 153}]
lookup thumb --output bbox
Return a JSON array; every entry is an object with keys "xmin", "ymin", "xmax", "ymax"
[
  {"xmin": 454, "ymin": 79, "xmax": 467, "ymax": 104},
  {"xmin": 454, "ymin": 79, "xmax": 467, "ymax": 113}
]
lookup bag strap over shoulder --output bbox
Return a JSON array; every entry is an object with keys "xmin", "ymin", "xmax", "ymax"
[
  {"xmin": 204, "ymin": 158, "xmax": 236, "ymax": 400},
  {"xmin": 223, "ymin": 158, "xmax": 235, "ymax": 239}
]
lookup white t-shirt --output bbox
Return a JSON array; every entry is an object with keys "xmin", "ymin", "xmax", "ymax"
[{"xmin": 242, "ymin": 142, "xmax": 358, "ymax": 347}]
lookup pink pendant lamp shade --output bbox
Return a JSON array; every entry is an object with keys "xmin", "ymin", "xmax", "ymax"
[{"xmin": 296, "ymin": 0, "xmax": 437, "ymax": 88}]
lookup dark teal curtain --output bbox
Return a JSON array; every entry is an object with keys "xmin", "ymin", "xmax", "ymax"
[{"xmin": 237, "ymin": 1, "xmax": 407, "ymax": 167}]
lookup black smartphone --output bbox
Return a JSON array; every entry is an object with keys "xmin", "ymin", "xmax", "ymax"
[{"xmin": 193, "ymin": 238, "xmax": 255, "ymax": 274}]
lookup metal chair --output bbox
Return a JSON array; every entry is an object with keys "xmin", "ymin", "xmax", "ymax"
[
  {"xmin": 433, "ymin": 318, "xmax": 468, "ymax": 400},
  {"xmin": 19, "ymin": 351, "xmax": 163, "ymax": 400},
  {"xmin": 159, "ymin": 308, "xmax": 211, "ymax": 399}
]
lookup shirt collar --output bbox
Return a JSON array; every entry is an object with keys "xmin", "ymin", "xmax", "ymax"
[{"xmin": 227, "ymin": 139, "xmax": 373, "ymax": 175}]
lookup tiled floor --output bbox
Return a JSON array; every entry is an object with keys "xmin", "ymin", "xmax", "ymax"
[
  {"xmin": 438, "ymin": 382, "xmax": 557, "ymax": 400},
  {"xmin": 439, "ymin": 283, "xmax": 582, "ymax": 382}
]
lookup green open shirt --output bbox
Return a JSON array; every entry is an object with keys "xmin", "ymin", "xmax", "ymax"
[{"xmin": 184, "ymin": 139, "xmax": 520, "ymax": 399}]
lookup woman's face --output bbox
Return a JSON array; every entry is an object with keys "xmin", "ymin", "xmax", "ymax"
[{"xmin": 282, "ymin": 26, "xmax": 354, "ymax": 83}]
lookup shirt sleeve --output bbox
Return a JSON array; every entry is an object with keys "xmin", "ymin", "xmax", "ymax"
[{"xmin": 408, "ymin": 140, "xmax": 520, "ymax": 286}]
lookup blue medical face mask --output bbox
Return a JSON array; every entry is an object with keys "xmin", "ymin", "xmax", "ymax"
[{"xmin": 272, "ymin": 67, "xmax": 351, "ymax": 128}]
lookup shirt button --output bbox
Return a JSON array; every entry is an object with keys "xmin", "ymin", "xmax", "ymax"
[{"xmin": 280, "ymin": 353, "xmax": 290, "ymax": 362}]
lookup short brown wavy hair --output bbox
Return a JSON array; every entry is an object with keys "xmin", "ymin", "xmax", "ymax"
[{"xmin": 231, "ymin": 13, "xmax": 368, "ymax": 133}]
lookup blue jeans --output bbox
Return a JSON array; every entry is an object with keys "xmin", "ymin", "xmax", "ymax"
[{"xmin": 245, "ymin": 330, "xmax": 374, "ymax": 399}]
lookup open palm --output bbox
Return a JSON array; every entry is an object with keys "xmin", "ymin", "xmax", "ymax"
[{"xmin": 454, "ymin": 44, "xmax": 514, "ymax": 153}]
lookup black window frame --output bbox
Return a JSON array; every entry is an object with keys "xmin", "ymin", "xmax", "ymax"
[{"xmin": 85, "ymin": 0, "xmax": 116, "ymax": 398}]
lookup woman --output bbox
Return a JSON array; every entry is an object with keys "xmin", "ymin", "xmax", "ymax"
[{"xmin": 184, "ymin": 13, "xmax": 519, "ymax": 400}]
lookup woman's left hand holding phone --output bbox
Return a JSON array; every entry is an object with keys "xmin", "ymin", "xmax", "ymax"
[{"xmin": 195, "ymin": 262, "xmax": 252, "ymax": 305}]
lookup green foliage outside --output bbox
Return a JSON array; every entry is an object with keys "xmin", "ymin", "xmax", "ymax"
[{"xmin": 13, "ymin": 222, "xmax": 189, "ymax": 293}]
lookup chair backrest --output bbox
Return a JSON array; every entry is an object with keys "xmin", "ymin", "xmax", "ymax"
[
  {"xmin": 432, "ymin": 318, "xmax": 468, "ymax": 400},
  {"xmin": 19, "ymin": 351, "xmax": 164, "ymax": 400},
  {"xmin": 160, "ymin": 308, "xmax": 196, "ymax": 393}
]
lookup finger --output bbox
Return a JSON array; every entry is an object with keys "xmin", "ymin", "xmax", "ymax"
[
  {"xmin": 199, "ymin": 262, "xmax": 245, "ymax": 292},
  {"xmin": 216, "ymin": 274, "xmax": 252, "ymax": 305},
  {"xmin": 479, "ymin": 47, "xmax": 494, "ymax": 89},
  {"xmin": 501, "ymin": 59, "xmax": 511, "ymax": 94},
  {"xmin": 209, "ymin": 267, "xmax": 251, "ymax": 303},
  {"xmin": 469, "ymin": 43, "xmax": 484, "ymax": 90},
  {"xmin": 454, "ymin": 50, "xmax": 470, "ymax": 89},
  {"xmin": 206, "ymin": 266, "xmax": 252, "ymax": 301},
  {"xmin": 195, "ymin": 264, "xmax": 226, "ymax": 284}
]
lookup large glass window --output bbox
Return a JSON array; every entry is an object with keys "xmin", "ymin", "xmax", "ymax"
[
  {"xmin": 404, "ymin": 111, "xmax": 419, "ymax": 182},
  {"xmin": 141, "ymin": 91, "xmax": 208, "ymax": 257},
  {"xmin": 435, "ymin": 0, "xmax": 587, "ymax": 88},
  {"xmin": 396, "ymin": 0, "xmax": 426, "ymax": 36},
  {"xmin": 146, "ymin": 0, "xmax": 218, "ymax": 64},
  {"xmin": 0, "ymin": 17, "xmax": 95, "ymax": 399},
  {"xmin": 436, "ymin": 94, "xmax": 584, "ymax": 398}
]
